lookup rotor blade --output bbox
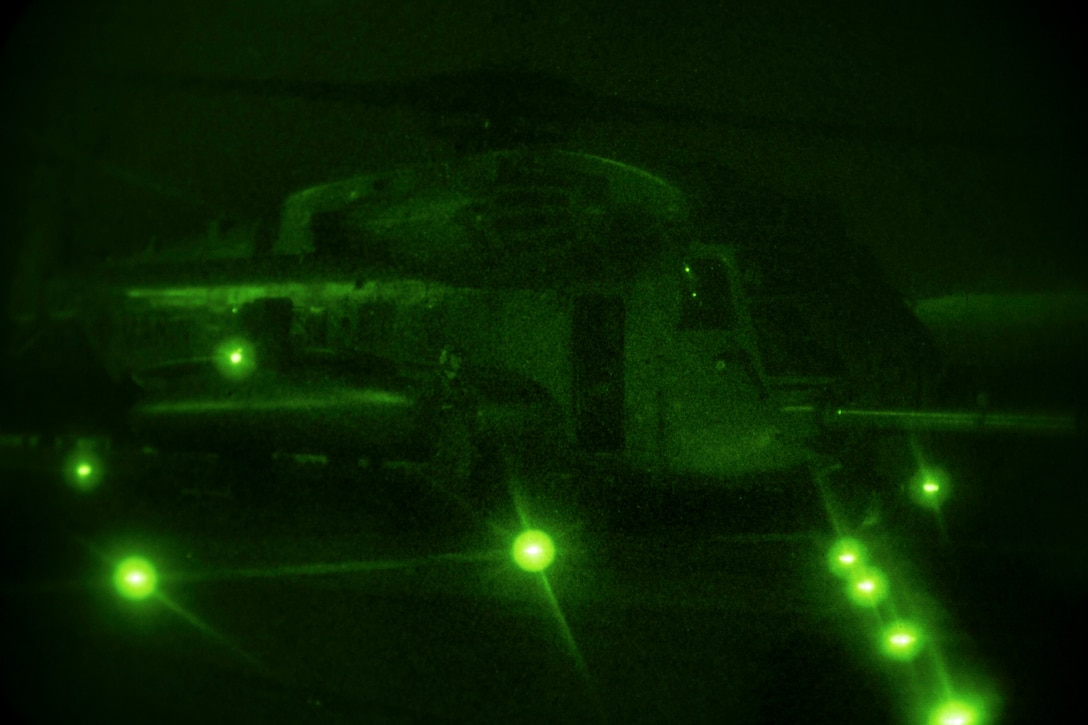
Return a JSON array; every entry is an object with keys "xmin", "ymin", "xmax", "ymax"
[{"xmin": 88, "ymin": 67, "xmax": 1040, "ymax": 152}]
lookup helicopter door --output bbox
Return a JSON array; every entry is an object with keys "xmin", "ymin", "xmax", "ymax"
[
  {"xmin": 572, "ymin": 293, "xmax": 625, "ymax": 452},
  {"xmin": 662, "ymin": 253, "xmax": 794, "ymax": 478}
]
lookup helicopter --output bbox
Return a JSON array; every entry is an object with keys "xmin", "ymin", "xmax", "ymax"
[{"xmin": 2, "ymin": 69, "xmax": 1081, "ymax": 530}]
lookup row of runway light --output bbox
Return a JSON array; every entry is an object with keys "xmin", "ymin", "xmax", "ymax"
[
  {"xmin": 57, "ymin": 420, "xmax": 586, "ymax": 711},
  {"xmin": 110, "ymin": 529, "xmax": 557, "ymax": 603},
  {"xmin": 99, "ymin": 525, "xmax": 583, "ymax": 715},
  {"xmin": 825, "ymin": 466, "xmax": 993, "ymax": 725},
  {"xmin": 105, "ymin": 529, "xmax": 564, "ymax": 692},
  {"xmin": 65, "ymin": 425, "xmax": 990, "ymax": 722},
  {"xmin": 46, "ymin": 340, "xmax": 253, "ymax": 493}
]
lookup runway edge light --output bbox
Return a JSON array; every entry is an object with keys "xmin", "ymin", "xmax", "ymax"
[
  {"xmin": 880, "ymin": 620, "xmax": 923, "ymax": 661},
  {"xmin": 847, "ymin": 565, "xmax": 888, "ymax": 607},
  {"xmin": 113, "ymin": 556, "xmax": 158, "ymax": 601},
  {"xmin": 69, "ymin": 456, "xmax": 103, "ymax": 492},
  {"xmin": 928, "ymin": 698, "xmax": 984, "ymax": 725},
  {"xmin": 512, "ymin": 530, "xmax": 556, "ymax": 572},
  {"xmin": 911, "ymin": 467, "xmax": 950, "ymax": 508},
  {"xmin": 827, "ymin": 538, "xmax": 867, "ymax": 578}
]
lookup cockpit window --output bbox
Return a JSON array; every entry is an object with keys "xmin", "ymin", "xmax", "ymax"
[{"xmin": 679, "ymin": 258, "xmax": 736, "ymax": 330}]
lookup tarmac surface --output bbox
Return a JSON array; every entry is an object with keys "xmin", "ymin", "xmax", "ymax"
[{"xmin": 2, "ymin": 437, "xmax": 1085, "ymax": 723}]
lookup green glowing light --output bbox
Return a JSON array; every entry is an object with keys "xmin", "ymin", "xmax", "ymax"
[
  {"xmin": 912, "ymin": 467, "xmax": 950, "ymax": 508},
  {"xmin": 113, "ymin": 557, "xmax": 158, "ymax": 601},
  {"xmin": 215, "ymin": 339, "xmax": 257, "ymax": 380},
  {"xmin": 881, "ymin": 621, "xmax": 923, "ymax": 661},
  {"xmin": 847, "ymin": 566, "xmax": 888, "ymax": 607},
  {"xmin": 827, "ymin": 538, "xmax": 867, "ymax": 578},
  {"xmin": 929, "ymin": 700, "xmax": 982, "ymax": 725},
  {"xmin": 65, "ymin": 452, "xmax": 102, "ymax": 492},
  {"xmin": 512, "ymin": 530, "xmax": 556, "ymax": 572}
]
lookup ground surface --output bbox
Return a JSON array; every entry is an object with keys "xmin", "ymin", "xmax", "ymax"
[{"xmin": 2, "ymin": 437, "xmax": 1084, "ymax": 723}]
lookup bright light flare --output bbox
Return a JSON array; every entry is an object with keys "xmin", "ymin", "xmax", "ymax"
[
  {"xmin": 881, "ymin": 620, "xmax": 923, "ymax": 661},
  {"xmin": 215, "ymin": 339, "xmax": 257, "ymax": 380},
  {"xmin": 64, "ymin": 451, "xmax": 103, "ymax": 492},
  {"xmin": 113, "ymin": 557, "xmax": 158, "ymax": 601},
  {"xmin": 827, "ymin": 538, "xmax": 867, "ymax": 578},
  {"xmin": 911, "ymin": 467, "xmax": 950, "ymax": 508},
  {"xmin": 512, "ymin": 530, "xmax": 556, "ymax": 572},
  {"xmin": 928, "ymin": 699, "xmax": 983, "ymax": 725},
  {"xmin": 847, "ymin": 566, "xmax": 888, "ymax": 607}
]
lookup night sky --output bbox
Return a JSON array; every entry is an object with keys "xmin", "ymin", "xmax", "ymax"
[{"xmin": 2, "ymin": 0, "xmax": 1085, "ymax": 308}]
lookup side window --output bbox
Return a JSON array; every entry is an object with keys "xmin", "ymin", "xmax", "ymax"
[{"xmin": 679, "ymin": 258, "xmax": 736, "ymax": 330}]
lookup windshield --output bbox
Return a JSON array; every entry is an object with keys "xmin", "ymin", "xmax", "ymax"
[{"xmin": 3, "ymin": 3, "xmax": 1085, "ymax": 724}]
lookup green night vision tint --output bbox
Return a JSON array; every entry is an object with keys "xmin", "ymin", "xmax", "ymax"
[
  {"xmin": 846, "ymin": 566, "xmax": 889, "ymax": 607},
  {"xmin": 512, "ymin": 530, "xmax": 556, "ymax": 572},
  {"xmin": 215, "ymin": 339, "xmax": 257, "ymax": 380},
  {"xmin": 911, "ymin": 467, "xmax": 950, "ymax": 508},
  {"xmin": 113, "ymin": 557, "xmax": 159, "ymax": 601},
  {"xmin": 880, "ymin": 620, "xmax": 923, "ymax": 661},
  {"xmin": 65, "ymin": 451, "xmax": 103, "ymax": 492},
  {"xmin": 928, "ymin": 699, "xmax": 984, "ymax": 725},
  {"xmin": 827, "ymin": 538, "xmax": 867, "ymax": 578}
]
